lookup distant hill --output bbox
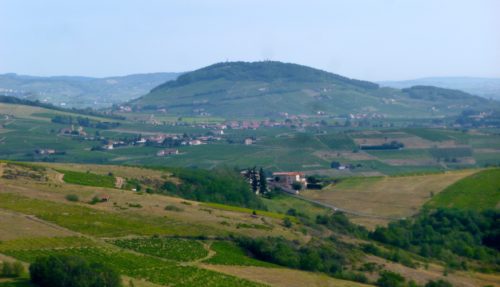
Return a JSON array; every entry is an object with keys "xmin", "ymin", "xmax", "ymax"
[
  {"xmin": 131, "ymin": 61, "xmax": 497, "ymax": 118},
  {"xmin": 0, "ymin": 72, "xmax": 181, "ymax": 108},
  {"xmin": 379, "ymin": 77, "xmax": 500, "ymax": 101}
]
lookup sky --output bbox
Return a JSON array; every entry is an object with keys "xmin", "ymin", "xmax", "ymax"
[{"xmin": 0, "ymin": 0, "xmax": 499, "ymax": 81}]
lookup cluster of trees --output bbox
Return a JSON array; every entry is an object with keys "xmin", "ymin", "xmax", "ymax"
[
  {"xmin": 455, "ymin": 110, "xmax": 500, "ymax": 128},
  {"xmin": 370, "ymin": 209, "xmax": 500, "ymax": 270},
  {"xmin": 160, "ymin": 167, "xmax": 266, "ymax": 209},
  {"xmin": 52, "ymin": 115, "xmax": 120, "ymax": 129},
  {"xmin": 29, "ymin": 255, "xmax": 121, "ymax": 287},
  {"xmin": 402, "ymin": 86, "xmax": 473, "ymax": 100},
  {"xmin": 360, "ymin": 141, "xmax": 404, "ymax": 150},
  {"xmin": 235, "ymin": 236, "xmax": 364, "ymax": 280},
  {"xmin": 0, "ymin": 261, "xmax": 24, "ymax": 278},
  {"xmin": 242, "ymin": 167, "xmax": 267, "ymax": 194},
  {"xmin": 376, "ymin": 271, "xmax": 452, "ymax": 287},
  {"xmin": 429, "ymin": 147, "xmax": 472, "ymax": 163}
]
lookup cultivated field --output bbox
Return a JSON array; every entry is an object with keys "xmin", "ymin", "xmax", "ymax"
[{"xmin": 301, "ymin": 169, "xmax": 478, "ymax": 228}]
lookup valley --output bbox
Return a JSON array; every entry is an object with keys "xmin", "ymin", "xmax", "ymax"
[{"xmin": 0, "ymin": 61, "xmax": 498, "ymax": 287}]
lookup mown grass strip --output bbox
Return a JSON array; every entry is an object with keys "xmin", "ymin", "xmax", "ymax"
[{"xmin": 202, "ymin": 202, "xmax": 298, "ymax": 223}]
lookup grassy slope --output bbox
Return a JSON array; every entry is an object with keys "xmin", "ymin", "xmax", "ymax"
[
  {"xmin": 0, "ymin": 162, "xmax": 498, "ymax": 287},
  {"xmin": 0, "ymin": 163, "xmax": 375, "ymax": 287},
  {"xmin": 425, "ymin": 168, "xmax": 500, "ymax": 210},
  {"xmin": 300, "ymin": 170, "xmax": 477, "ymax": 228}
]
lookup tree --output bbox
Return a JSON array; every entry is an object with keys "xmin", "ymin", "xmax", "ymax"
[
  {"xmin": 376, "ymin": 271, "xmax": 405, "ymax": 287},
  {"xmin": 1, "ymin": 261, "xmax": 24, "ymax": 278},
  {"xmin": 258, "ymin": 167, "xmax": 267, "ymax": 194},
  {"xmin": 251, "ymin": 167, "xmax": 258, "ymax": 193},
  {"xmin": 330, "ymin": 161, "xmax": 341, "ymax": 169},
  {"xmin": 291, "ymin": 181, "xmax": 302, "ymax": 191},
  {"xmin": 283, "ymin": 217, "xmax": 293, "ymax": 228}
]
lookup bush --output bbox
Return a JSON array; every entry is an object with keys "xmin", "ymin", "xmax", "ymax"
[
  {"xmin": 376, "ymin": 271, "xmax": 405, "ymax": 287},
  {"xmin": 29, "ymin": 255, "xmax": 122, "ymax": 287},
  {"xmin": 0, "ymin": 261, "xmax": 24, "ymax": 278},
  {"xmin": 425, "ymin": 279, "xmax": 453, "ymax": 287},
  {"xmin": 164, "ymin": 204, "xmax": 183, "ymax": 212},
  {"xmin": 283, "ymin": 217, "xmax": 293, "ymax": 228},
  {"xmin": 65, "ymin": 194, "xmax": 79, "ymax": 202}
]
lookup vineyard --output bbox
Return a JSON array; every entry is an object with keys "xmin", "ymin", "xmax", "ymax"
[
  {"xmin": 204, "ymin": 241, "xmax": 277, "ymax": 267},
  {"xmin": 58, "ymin": 169, "xmax": 116, "ymax": 188},
  {"xmin": 0, "ymin": 236, "xmax": 265, "ymax": 287},
  {"xmin": 111, "ymin": 237, "xmax": 208, "ymax": 262}
]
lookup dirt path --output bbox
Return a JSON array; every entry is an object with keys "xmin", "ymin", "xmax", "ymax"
[
  {"xmin": 182, "ymin": 241, "xmax": 216, "ymax": 266},
  {"xmin": 115, "ymin": 176, "xmax": 124, "ymax": 189},
  {"xmin": 55, "ymin": 172, "xmax": 64, "ymax": 183}
]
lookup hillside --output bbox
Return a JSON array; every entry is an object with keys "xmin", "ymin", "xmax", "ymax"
[
  {"xmin": 0, "ymin": 72, "xmax": 180, "ymax": 108},
  {"xmin": 425, "ymin": 168, "xmax": 500, "ymax": 210},
  {"xmin": 131, "ymin": 61, "xmax": 497, "ymax": 118},
  {"xmin": 379, "ymin": 77, "xmax": 500, "ymax": 101},
  {"xmin": 0, "ymin": 161, "xmax": 498, "ymax": 287}
]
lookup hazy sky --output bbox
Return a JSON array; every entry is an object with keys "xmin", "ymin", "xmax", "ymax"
[{"xmin": 1, "ymin": 0, "xmax": 499, "ymax": 81}]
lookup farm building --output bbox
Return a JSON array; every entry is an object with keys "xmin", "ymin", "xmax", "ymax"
[
  {"xmin": 272, "ymin": 172, "xmax": 307, "ymax": 187},
  {"xmin": 156, "ymin": 149, "xmax": 179, "ymax": 156}
]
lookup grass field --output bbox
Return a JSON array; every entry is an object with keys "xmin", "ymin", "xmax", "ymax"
[
  {"xmin": 201, "ymin": 265, "xmax": 373, "ymax": 287},
  {"xmin": 0, "ymin": 193, "xmax": 203, "ymax": 237},
  {"xmin": 300, "ymin": 170, "xmax": 478, "ymax": 227},
  {"xmin": 425, "ymin": 168, "xmax": 500, "ymax": 210},
  {"xmin": 202, "ymin": 202, "xmax": 297, "ymax": 222},
  {"xmin": 0, "ymin": 209, "xmax": 74, "ymax": 240}
]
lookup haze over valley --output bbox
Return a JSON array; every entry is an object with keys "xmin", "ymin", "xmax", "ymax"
[{"xmin": 0, "ymin": 1, "xmax": 498, "ymax": 287}]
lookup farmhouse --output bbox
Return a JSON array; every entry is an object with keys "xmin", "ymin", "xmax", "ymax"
[
  {"xmin": 156, "ymin": 149, "xmax": 179, "ymax": 156},
  {"xmin": 189, "ymin": 140, "xmax": 203, "ymax": 146},
  {"xmin": 273, "ymin": 172, "xmax": 307, "ymax": 186},
  {"xmin": 244, "ymin": 138, "xmax": 253, "ymax": 145},
  {"xmin": 35, "ymin": 149, "xmax": 56, "ymax": 155}
]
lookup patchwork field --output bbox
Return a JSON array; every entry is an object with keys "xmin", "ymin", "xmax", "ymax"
[{"xmin": 2, "ymin": 102, "xmax": 500, "ymax": 175}]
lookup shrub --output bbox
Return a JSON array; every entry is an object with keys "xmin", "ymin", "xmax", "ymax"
[
  {"xmin": 283, "ymin": 217, "xmax": 293, "ymax": 228},
  {"xmin": 65, "ymin": 194, "xmax": 79, "ymax": 202},
  {"xmin": 164, "ymin": 205, "xmax": 183, "ymax": 212},
  {"xmin": 0, "ymin": 261, "xmax": 24, "ymax": 278},
  {"xmin": 425, "ymin": 279, "xmax": 453, "ymax": 287},
  {"xmin": 376, "ymin": 271, "xmax": 405, "ymax": 287}
]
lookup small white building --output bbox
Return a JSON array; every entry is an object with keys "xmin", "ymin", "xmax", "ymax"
[{"xmin": 156, "ymin": 149, "xmax": 179, "ymax": 156}]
